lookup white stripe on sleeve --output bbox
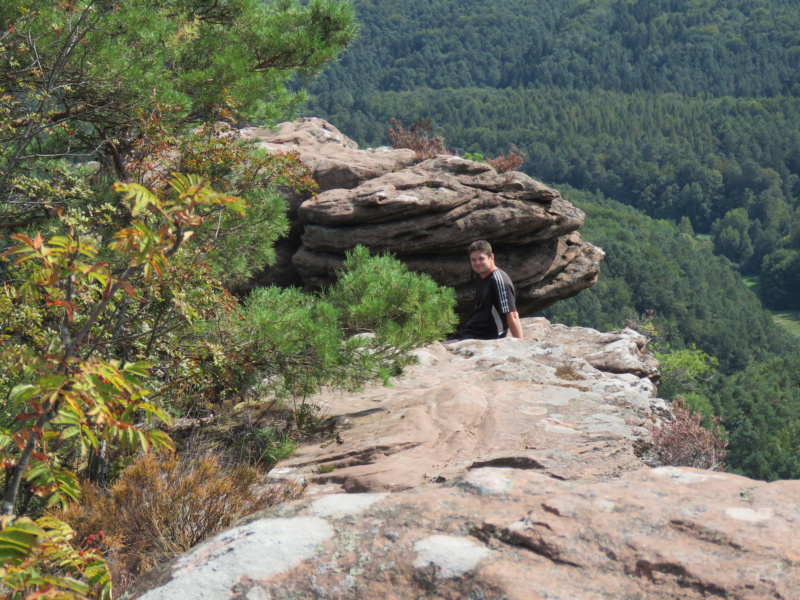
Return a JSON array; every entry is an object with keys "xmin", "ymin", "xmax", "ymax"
[{"xmin": 493, "ymin": 270, "xmax": 511, "ymax": 313}]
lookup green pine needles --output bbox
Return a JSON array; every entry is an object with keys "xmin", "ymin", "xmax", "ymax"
[{"xmin": 241, "ymin": 246, "xmax": 458, "ymax": 402}]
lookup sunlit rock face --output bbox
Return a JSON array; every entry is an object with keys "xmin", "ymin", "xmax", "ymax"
[
  {"xmin": 240, "ymin": 118, "xmax": 603, "ymax": 317},
  {"xmin": 127, "ymin": 319, "xmax": 800, "ymax": 600}
]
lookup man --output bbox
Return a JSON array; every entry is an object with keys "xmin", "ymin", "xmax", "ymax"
[{"xmin": 447, "ymin": 240, "xmax": 524, "ymax": 341}]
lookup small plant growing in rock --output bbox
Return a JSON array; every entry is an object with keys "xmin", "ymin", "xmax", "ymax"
[
  {"xmin": 387, "ymin": 118, "xmax": 448, "ymax": 161},
  {"xmin": 647, "ymin": 397, "xmax": 728, "ymax": 471},
  {"xmin": 487, "ymin": 146, "xmax": 526, "ymax": 173}
]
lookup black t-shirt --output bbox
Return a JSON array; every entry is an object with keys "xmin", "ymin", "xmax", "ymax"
[{"xmin": 462, "ymin": 268, "xmax": 517, "ymax": 339}]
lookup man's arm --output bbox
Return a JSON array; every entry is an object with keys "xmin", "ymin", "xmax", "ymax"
[{"xmin": 506, "ymin": 311, "xmax": 524, "ymax": 339}]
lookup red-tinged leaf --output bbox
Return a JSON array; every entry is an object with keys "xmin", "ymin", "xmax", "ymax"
[
  {"xmin": 45, "ymin": 299, "xmax": 76, "ymax": 322},
  {"xmin": 9, "ymin": 233, "xmax": 33, "ymax": 246},
  {"xmin": 32, "ymin": 232, "xmax": 44, "ymax": 250},
  {"xmin": 31, "ymin": 452, "xmax": 48, "ymax": 461},
  {"xmin": 119, "ymin": 278, "xmax": 136, "ymax": 298},
  {"xmin": 83, "ymin": 261, "xmax": 109, "ymax": 274},
  {"xmin": 101, "ymin": 277, "xmax": 113, "ymax": 300}
]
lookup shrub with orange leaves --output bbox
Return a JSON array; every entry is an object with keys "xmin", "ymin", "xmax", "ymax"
[
  {"xmin": 487, "ymin": 146, "xmax": 526, "ymax": 173},
  {"xmin": 57, "ymin": 453, "xmax": 304, "ymax": 595},
  {"xmin": 387, "ymin": 118, "xmax": 448, "ymax": 162}
]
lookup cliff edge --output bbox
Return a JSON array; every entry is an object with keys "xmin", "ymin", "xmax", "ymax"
[{"xmin": 128, "ymin": 319, "xmax": 800, "ymax": 600}]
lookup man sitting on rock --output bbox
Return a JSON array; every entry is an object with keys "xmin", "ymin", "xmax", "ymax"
[{"xmin": 447, "ymin": 240, "xmax": 524, "ymax": 341}]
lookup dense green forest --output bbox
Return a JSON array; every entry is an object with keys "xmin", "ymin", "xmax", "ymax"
[
  {"xmin": 541, "ymin": 191, "xmax": 800, "ymax": 479},
  {"xmin": 302, "ymin": 0, "xmax": 800, "ymax": 479},
  {"xmin": 304, "ymin": 0, "xmax": 800, "ymax": 310}
]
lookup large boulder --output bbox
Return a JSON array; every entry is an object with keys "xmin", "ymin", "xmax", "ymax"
[
  {"xmin": 128, "ymin": 319, "xmax": 800, "ymax": 600},
  {"xmin": 240, "ymin": 119, "xmax": 603, "ymax": 316},
  {"xmin": 237, "ymin": 118, "xmax": 416, "ymax": 289}
]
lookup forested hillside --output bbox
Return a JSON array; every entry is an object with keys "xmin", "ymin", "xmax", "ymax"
[
  {"xmin": 308, "ymin": 0, "xmax": 800, "ymax": 97},
  {"xmin": 303, "ymin": 0, "xmax": 800, "ymax": 310},
  {"xmin": 302, "ymin": 0, "xmax": 800, "ymax": 479},
  {"xmin": 540, "ymin": 191, "xmax": 800, "ymax": 479}
]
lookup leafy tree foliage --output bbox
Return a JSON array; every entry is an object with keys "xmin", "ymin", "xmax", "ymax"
[
  {"xmin": 703, "ymin": 355, "xmax": 800, "ymax": 480},
  {"xmin": 0, "ymin": 1, "xmax": 463, "ymax": 597},
  {"xmin": 1, "ymin": 174, "xmax": 239, "ymax": 599},
  {"xmin": 240, "ymin": 247, "xmax": 457, "ymax": 404},
  {"xmin": 305, "ymin": 0, "xmax": 800, "ymax": 98},
  {"xmin": 760, "ymin": 249, "xmax": 800, "ymax": 309},
  {"xmin": 1, "ymin": 0, "xmax": 357, "ymax": 223},
  {"xmin": 544, "ymin": 190, "xmax": 790, "ymax": 372}
]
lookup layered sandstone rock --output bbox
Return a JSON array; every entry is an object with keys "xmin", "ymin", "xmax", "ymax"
[
  {"xmin": 130, "ymin": 467, "xmax": 800, "ymax": 600},
  {"xmin": 271, "ymin": 318, "xmax": 662, "ymax": 493},
  {"xmin": 240, "ymin": 119, "xmax": 603, "ymax": 316},
  {"xmin": 128, "ymin": 319, "xmax": 800, "ymax": 600}
]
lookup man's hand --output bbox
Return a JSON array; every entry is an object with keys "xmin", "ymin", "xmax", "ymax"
[{"xmin": 506, "ymin": 311, "xmax": 524, "ymax": 339}]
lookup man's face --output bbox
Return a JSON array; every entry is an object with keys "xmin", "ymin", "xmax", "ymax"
[{"xmin": 470, "ymin": 251, "xmax": 495, "ymax": 278}]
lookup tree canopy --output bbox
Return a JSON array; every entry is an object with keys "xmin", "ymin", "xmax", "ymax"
[{"xmin": 303, "ymin": 0, "xmax": 800, "ymax": 310}]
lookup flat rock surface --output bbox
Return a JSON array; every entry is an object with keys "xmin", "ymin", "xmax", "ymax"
[
  {"xmin": 274, "ymin": 318, "xmax": 663, "ymax": 494},
  {"xmin": 128, "ymin": 319, "xmax": 800, "ymax": 600},
  {"xmin": 130, "ymin": 467, "xmax": 800, "ymax": 600}
]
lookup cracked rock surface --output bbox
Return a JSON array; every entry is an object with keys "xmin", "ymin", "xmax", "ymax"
[
  {"xmin": 130, "ymin": 467, "xmax": 800, "ymax": 600},
  {"xmin": 128, "ymin": 319, "xmax": 800, "ymax": 599},
  {"xmin": 239, "ymin": 118, "xmax": 603, "ymax": 316},
  {"xmin": 274, "ymin": 318, "xmax": 663, "ymax": 493}
]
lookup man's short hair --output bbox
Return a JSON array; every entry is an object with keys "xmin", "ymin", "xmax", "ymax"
[{"xmin": 468, "ymin": 240, "xmax": 493, "ymax": 257}]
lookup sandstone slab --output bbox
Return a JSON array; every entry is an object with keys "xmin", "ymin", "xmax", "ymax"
[
  {"xmin": 129, "ymin": 467, "xmax": 800, "ymax": 600},
  {"xmin": 274, "ymin": 318, "xmax": 663, "ymax": 494},
  {"xmin": 127, "ymin": 319, "xmax": 800, "ymax": 600}
]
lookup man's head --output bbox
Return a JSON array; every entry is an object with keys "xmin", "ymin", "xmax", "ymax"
[{"xmin": 468, "ymin": 240, "xmax": 496, "ymax": 278}]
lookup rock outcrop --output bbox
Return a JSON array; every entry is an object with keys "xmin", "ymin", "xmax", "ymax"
[
  {"xmin": 126, "ymin": 318, "xmax": 800, "ymax": 600},
  {"xmin": 272, "ymin": 318, "xmax": 662, "ymax": 493},
  {"xmin": 129, "ymin": 468, "xmax": 800, "ymax": 600},
  {"xmin": 240, "ymin": 119, "xmax": 603, "ymax": 316}
]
